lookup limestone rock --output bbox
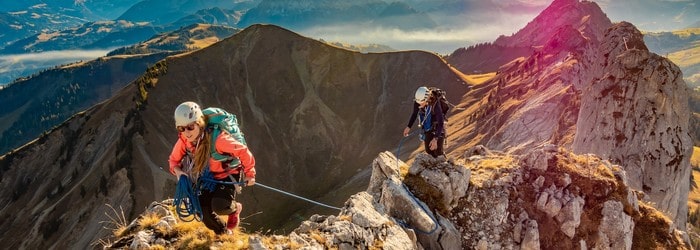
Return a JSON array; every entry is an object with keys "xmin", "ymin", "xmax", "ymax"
[
  {"xmin": 595, "ymin": 201, "xmax": 634, "ymax": 250},
  {"xmin": 572, "ymin": 21, "xmax": 692, "ymax": 229},
  {"xmin": 521, "ymin": 220, "xmax": 541, "ymax": 250},
  {"xmin": 556, "ymin": 196, "xmax": 585, "ymax": 238},
  {"xmin": 408, "ymin": 153, "xmax": 471, "ymax": 212}
]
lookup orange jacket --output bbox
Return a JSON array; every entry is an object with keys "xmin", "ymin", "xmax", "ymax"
[{"xmin": 168, "ymin": 132, "xmax": 256, "ymax": 180}]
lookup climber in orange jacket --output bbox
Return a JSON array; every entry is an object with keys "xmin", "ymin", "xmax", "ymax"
[{"xmin": 168, "ymin": 101, "xmax": 256, "ymax": 235}]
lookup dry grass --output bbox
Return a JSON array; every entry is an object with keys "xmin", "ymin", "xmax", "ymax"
[
  {"xmin": 218, "ymin": 227, "xmax": 250, "ymax": 250},
  {"xmin": 464, "ymin": 155, "xmax": 516, "ymax": 187},
  {"xmin": 309, "ymin": 230, "xmax": 327, "ymax": 245},
  {"xmin": 173, "ymin": 221, "xmax": 216, "ymax": 249},
  {"xmin": 562, "ymin": 152, "xmax": 616, "ymax": 180},
  {"xmin": 137, "ymin": 212, "xmax": 163, "ymax": 231},
  {"xmin": 338, "ymin": 215, "xmax": 352, "ymax": 222},
  {"xmin": 476, "ymin": 156, "xmax": 515, "ymax": 170},
  {"xmin": 633, "ymin": 202, "xmax": 688, "ymax": 249},
  {"xmin": 260, "ymin": 234, "xmax": 302, "ymax": 249},
  {"xmin": 101, "ymin": 204, "xmax": 129, "ymax": 238}
]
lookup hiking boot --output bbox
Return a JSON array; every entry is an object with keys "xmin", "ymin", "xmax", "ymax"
[{"xmin": 226, "ymin": 202, "xmax": 242, "ymax": 230}]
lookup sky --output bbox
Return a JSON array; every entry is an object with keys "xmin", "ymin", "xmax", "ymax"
[
  {"xmin": 0, "ymin": 0, "xmax": 698, "ymax": 85},
  {"xmin": 298, "ymin": 0, "xmax": 699, "ymax": 54}
]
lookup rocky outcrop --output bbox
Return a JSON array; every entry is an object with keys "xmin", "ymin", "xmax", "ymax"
[
  {"xmin": 572, "ymin": 22, "xmax": 692, "ymax": 230},
  {"xmin": 107, "ymin": 151, "xmax": 469, "ymax": 249},
  {"xmin": 447, "ymin": 145, "xmax": 686, "ymax": 249},
  {"xmin": 106, "ymin": 148, "xmax": 688, "ymax": 249},
  {"xmin": 371, "ymin": 152, "xmax": 468, "ymax": 249}
]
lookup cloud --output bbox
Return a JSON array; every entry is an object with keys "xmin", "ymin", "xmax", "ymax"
[
  {"xmin": 0, "ymin": 49, "xmax": 112, "ymax": 84},
  {"xmin": 297, "ymin": 11, "xmax": 539, "ymax": 54},
  {"xmin": 674, "ymin": 8, "xmax": 686, "ymax": 23},
  {"xmin": 0, "ymin": 49, "xmax": 111, "ymax": 63}
]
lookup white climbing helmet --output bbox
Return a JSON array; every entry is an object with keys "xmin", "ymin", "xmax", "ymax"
[
  {"xmin": 174, "ymin": 101, "xmax": 203, "ymax": 126},
  {"xmin": 414, "ymin": 86, "xmax": 430, "ymax": 103}
]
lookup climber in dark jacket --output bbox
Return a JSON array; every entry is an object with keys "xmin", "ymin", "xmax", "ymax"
[{"xmin": 403, "ymin": 86, "xmax": 445, "ymax": 158}]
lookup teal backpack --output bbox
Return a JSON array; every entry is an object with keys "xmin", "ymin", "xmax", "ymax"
[{"xmin": 202, "ymin": 107, "xmax": 247, "ymax": 167}]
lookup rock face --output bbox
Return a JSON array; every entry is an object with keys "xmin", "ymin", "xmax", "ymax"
[
  {"xmin": 572, "ymin": 22, "xmax": 692, "ymax": 229},
  {"xmin": 445, "ymin": 0, "xmax": 691, "ymax": 234}
]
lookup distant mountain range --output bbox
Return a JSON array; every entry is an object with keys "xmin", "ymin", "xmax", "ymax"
[
  {"xmin": 107, "ymin": 24, "xmax": 239, "ymax": 56},
  {"xmin": 0, "ymin": 24, "xmax": 238, "ymax": 156},
  {"xmin": 644, "ymin": 28, "xmax": 700, "ymax": 88},
  {"xmin": 0, "ymin": 20, "xmax": 164, "ymax": 55},
  {"xmin": 0, "ymin": 4, "xmax": 87, "ymax": 47},
  {"xmin": 117, "ymin": 0, "xmax": 257, "ymax": 25},
  {"xmin": 237, "ymin": 0, "xmax": 436, "ymax": 31},
  {"xmin": 0, "ymin": 0, "xmax": 140, "ymax": 20}
]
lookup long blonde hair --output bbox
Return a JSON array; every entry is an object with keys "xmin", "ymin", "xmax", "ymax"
[{"xmin": 192, "ymin": 116, "xmax": 210, "ymax": 175}]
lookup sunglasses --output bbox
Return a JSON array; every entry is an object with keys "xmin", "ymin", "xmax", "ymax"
[{"xmin": 176, "ymin": 123, "xmax": 197, "ymax": 132}]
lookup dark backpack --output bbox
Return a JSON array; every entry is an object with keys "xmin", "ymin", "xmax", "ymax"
[
  {"xmin": 429, "ymin": 87, "xmax": 451, "ymax": 115},
  {"xmin": 429, "ymin": 87, "xmax": 454, "ymax": 148},
  {"xmin": 202, "ymin": 107, "xmax": 247, "ymax": 167}
]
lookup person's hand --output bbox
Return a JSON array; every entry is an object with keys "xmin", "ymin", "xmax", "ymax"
[
  {"xmin": 429, "ymin": 138, "xmax": 438, "ymax": 150},
  {"xmin": 173, "ymin": 167, "xmax": 188, "ymax": 179},
  {"xmin": 246, "ymin": 177, "xmax": 256, "ymax": 186},
  {"xmin": 403, "ymin": 127, "xmax": 410, "ymax": 137}
]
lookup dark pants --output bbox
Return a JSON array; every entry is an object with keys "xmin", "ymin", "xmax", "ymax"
[
  {"xmin": 199, "ymin": 175, "xmax": 239, "ymax": 234},
  {"xmin": 424, "ymin": 131, "xmax": 444, "ymax": 158}
]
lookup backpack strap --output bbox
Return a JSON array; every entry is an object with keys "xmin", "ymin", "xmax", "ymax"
[{"xmin": 208, "ymin": 126, "xmax": 242, "ymax": 168}]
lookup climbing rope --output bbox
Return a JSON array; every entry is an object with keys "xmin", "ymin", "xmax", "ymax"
[
  {"xmin": 396, "ymin": 183, "xmax": 439, "ymax": 234},
  {"xmin": 396, "ymin": 129, "xmax": 419, "ymax": 170},
  {"xmin": 173, "ymin": 175, "xmax": 203, "ymax": 222},
  {"xmin": 254, "ymin": 183, "xmax": 341, "ymax": 211},
  {"xmin": 394, "ymin": 129, "xmax": 439, "ymax": 234},
  {"xmin": 173, "ymin": 173, "xmax": 341, "ymax": 222}
]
